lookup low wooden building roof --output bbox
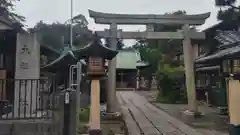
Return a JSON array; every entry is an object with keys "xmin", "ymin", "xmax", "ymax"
[
  {"xmin": 196, "ymin": 66, "xmax": 220, "ymax": 72},
  {"xmin": 215, "ymin": 30, "xmax": 240, "ymax": 48},
  {"xmin": 195, "ymin": 30, "xmax": 240, "ymax": 63},
  {"xmin": 195, "ymin": 45, "xmax": 240, "ymax": 63}
]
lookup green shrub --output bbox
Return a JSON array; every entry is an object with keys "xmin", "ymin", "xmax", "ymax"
[
  {"xmin": 156, "ymin": 64, "xmax": 187, "ymax": 104},
  {"xmin": 78, "ymin": 107, "xmax": 90, "ymax": 122}
]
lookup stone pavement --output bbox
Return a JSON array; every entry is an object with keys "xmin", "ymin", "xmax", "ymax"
[
  {"xmin": 137, "ymin": 91, "xmax": 229, "ymax": 135},
  {"xmin": 117, "ymin": 91, "xmax": 204, "ymax": 135}
]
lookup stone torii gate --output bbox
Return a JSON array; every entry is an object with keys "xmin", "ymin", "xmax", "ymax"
[{"xmin": 89, "ymin": 10, "xmax": 210, "ymax": 114}]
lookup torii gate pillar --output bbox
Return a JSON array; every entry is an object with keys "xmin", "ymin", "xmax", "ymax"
[
  {"xmin": 107, "ymin": 23, "xmax": 118, "ymax": 113},
  {"xmin": 182, "ymin": 24, "xmax": 198, "ymax": 113}
]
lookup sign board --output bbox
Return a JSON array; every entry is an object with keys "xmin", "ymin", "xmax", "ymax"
[{"xmin": 65, "ymin": 91, "xmax": 70, "ymax": 104}]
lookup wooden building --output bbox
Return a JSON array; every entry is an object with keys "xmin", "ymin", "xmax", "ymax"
[
  {"xmin": 195, "ymin": 21, "xmax": 240, "ymax": 109},
  {"xmin": 105, "ymin": 49, "xmax": 149, "ymax": 89},
  {"xmin": 0, "ymin": 15, "xmax": 68, "ymax": 116},
  {"xmin": 0, "ymin": 16, "xmax": 24, "ymax": 102}
]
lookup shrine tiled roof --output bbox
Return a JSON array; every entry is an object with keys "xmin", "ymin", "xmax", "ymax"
[
  {"xmin": 196, "ymin": 66, "xmax": 220, "ymax": 72},
  {"xmin": 195, "ymin": 30, "xmax": 240, "ymax": 63},
  {"xmin": 40, "ymin": 44, "xmax": 61, "ymax": 54},
  {"xmin": 215, "ymin": 30, "xmax": 240, "ymax": 46},
  {"xmin": 195, "ymin": 44, "xmax": 240, "ymax": 63},
  {"xmin": 41, "ymin": 46, "xmax": 86, "ymax": 70}
]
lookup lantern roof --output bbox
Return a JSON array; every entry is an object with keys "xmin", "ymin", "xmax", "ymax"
[{"xmin": 73, "ymin": 33, "xmax": 118, "ymax": 60}]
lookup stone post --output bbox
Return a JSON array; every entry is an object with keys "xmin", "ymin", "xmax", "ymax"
[
  {"xmin": 14, "ymin": 32, "xmax": 40, "ymax": 117},
  {"xmin": 136, "ymin": 69, "xmax": 140, "ymax": 90},
  {"xmin": 107, "ymin": 23, "xmax": 117, "ymax": 113},
  {"xmin": 182, "ymin": 24, "xmax": 198, "ymax": 113},
  {"xmin": 228, "ymin": 76, "xmax": 240, "ymax": 135}
]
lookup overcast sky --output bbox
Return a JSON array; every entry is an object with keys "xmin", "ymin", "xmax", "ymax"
[{"xmin": 15, "ymin": 0, "xmax": 220, "ymax": 45}]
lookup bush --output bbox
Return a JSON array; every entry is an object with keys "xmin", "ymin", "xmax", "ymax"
[
  {"xmin": 78, "ymin": 107, "xmax": 90, "ymax": 122},
  {"xmin": 156, "ymin": 64, "xmax": 187, "ymax": 104}
]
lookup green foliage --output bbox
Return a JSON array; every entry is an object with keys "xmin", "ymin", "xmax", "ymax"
[
  {"xmin": 78, "ymin": 107, "xmax": 90, "ymax": 122},
  {"xmin": 0, "ymin": 0, "xmax": 25, "ymax": 22},
  {"xmin": 215, "ymin": 0, "xmax": 240, "ymax": 21},
  {"xmin": 156, "ymin": 64, "xmax": 186, "ymax": 104},
  {"xmin": 34, "ymin": 17, "xmax": 93, "ymax": 50},
  {"xmin": 157, "ymin": 64, "xmax": 184, "ymax": 79},
  {"xmin": 215, "ymin": 0, "xmax": 236, "ymax": 6},
  {"xmin": 131, "ymin": 10, "xmax": 188, "ymax": 101}
]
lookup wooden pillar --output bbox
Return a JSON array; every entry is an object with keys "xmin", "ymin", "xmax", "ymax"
[
  {"xmin": 182, "ymin": 24, "xmax": 198, "ymax": 113},
  {"xmin": 89, "ymin": 79, "xmax": 101, "ymax": 135},
  {"xmin": 107, "ymin": 23, "xmax": 117, "ymax": 113},
  {"xmin": 120, "ymin": 72, "xmax": 124, "ymax": 87},
  {"xmin": 0, "ymin": 70, "xmax": 6, "ymax": 100},
  {"xmin": 228, "ymin": 77, "xmax": 240, "ymax": 135}
]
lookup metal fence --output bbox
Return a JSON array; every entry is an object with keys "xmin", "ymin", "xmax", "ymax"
[{"xmin": 0, "ymin": 78, "xmax": 59, "ymax": 120}]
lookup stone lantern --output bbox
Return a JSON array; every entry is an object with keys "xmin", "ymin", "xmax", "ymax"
[
  {"xmin": 74, "ymin": 33, "xmax": 118, "ymax": 135},
  {"xmin": 226, "ymin": 73, "xmax": 240, "ymax": 135}
]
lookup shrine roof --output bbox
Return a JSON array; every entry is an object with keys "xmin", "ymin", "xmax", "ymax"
[
  {"xmin": 195, "ymin": 44, "xmax": 240, "ymax": 63},
  {"xmin": 196, "ymin": 66, "xmax": 220, "ymax": 72},
  {"xmin": 40, "ymin": 44, "xmax": 61, "ymax": 55},
  {"xmin": 105, "ymin": 49, "xmax": 149, "ymax": 69},
  {"xmin": 215, "ymin": 30, "xmax": 240, "ymax": 48},
  {"xmin": 41, "ymin": 46, "xmax": 86, "ymax": 71},
  {"xmin": 195, "ymin": 30, "xmax": 240, "ymax": 63}
]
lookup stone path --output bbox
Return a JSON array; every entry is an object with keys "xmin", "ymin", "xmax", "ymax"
[
  {"xmin": 117, "ymin": 91, "xmax": 204, "ymax": 135},
  {"xmin": 137, "ymin": 91, "xmax": 229, "ymax": 135}
]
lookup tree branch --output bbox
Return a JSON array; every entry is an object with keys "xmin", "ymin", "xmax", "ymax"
[{"xmin": 229, "ymin": 4, "xmax": 240, "ymax": 10}]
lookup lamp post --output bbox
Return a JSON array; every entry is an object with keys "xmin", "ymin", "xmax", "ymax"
[{"xmin": 73, "ymin": 33, "xmax": 118, "ymax": 135}]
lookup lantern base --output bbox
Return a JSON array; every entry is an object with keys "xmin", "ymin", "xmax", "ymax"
[
  {"xmin": 89, "ymin": 129, "xmax": 102, "ymax": 135},
  {"xmin": 229, "ymin": 124, "xmax": 240, "ymax": 135}
]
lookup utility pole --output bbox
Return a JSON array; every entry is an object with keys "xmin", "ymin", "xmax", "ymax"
[{"xmin": 70, "ymin": 0, "xmax": 73, "ymax": 49}]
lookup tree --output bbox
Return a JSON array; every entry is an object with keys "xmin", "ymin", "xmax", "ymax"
[
  {"xmin": 35, "ymin": 22, "xmax": 93, "ymax": 49},
  {"xmin": 215, "ymin": 0, "xmax": 240, "ymax": 21},
  {"xmin": 34, "ymin": 14, "xmax": 93, "ymax": 50},
  {"xmin": 133, "ymin": 10, "xmax": 187, "ymax": 103},
  {"xmin": 0, "ymin": 0, "xmax": 25, "ymax": 22}
]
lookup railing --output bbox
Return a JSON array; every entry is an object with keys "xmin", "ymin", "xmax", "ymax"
[{"xmin": 0, "ymin": 79, "xmax": 59, "ymax": 120}]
